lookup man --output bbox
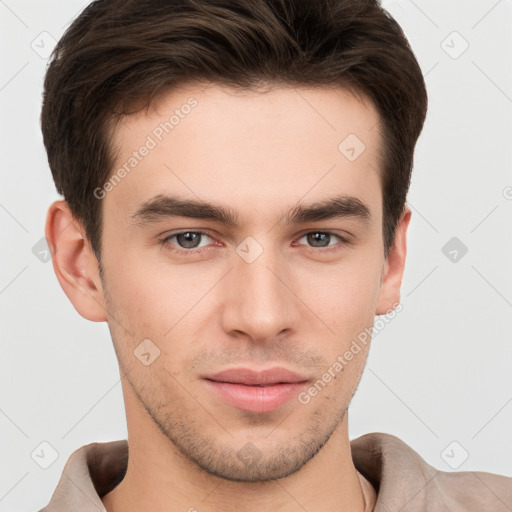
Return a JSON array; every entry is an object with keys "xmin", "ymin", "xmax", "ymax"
[{"xmin": 39, "ymin": 0, "xmax": 511, "ymax": 510}]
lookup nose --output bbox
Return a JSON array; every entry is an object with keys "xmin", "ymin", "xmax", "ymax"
[{"xmin": 220, "ymin": 243, "xmax": 301, "ymax": 343}]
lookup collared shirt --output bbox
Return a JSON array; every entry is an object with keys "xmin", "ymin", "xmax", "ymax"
[{"xmin": 39, "ymin": 432, "xmax": 512, "ymax": 511}]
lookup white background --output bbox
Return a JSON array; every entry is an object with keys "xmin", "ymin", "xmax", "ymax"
[{"xmin": 1, "ymin": 0, "xmax": 511, "ymax": 510}]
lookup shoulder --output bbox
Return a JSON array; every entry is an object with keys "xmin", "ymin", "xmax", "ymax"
[
  {"xmin": 351, "ymin": 432, "xmax": 512, "ymax": 511},
  {"xmin": 432, "ymin": 466, "xmax": 512, "ymax": 510}
]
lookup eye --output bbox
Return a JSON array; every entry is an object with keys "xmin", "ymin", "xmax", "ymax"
[
  {"xmin": 295, "ymin": 231, "xmax": 348, "ymax": 252},
  {"xmin": 161, "ymin": 231, "xmax": 215, "ymax": 254},
  {"xmin": 160, "ymin": 229, "xmax": 350, "ymax": 257}
]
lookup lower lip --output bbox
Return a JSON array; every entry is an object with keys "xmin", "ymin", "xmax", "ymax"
[{"xmin": 203, "ymin": 380, "xmax": 308, "ymax": 413}]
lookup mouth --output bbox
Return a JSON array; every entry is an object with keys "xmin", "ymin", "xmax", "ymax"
[{"xmin": 201, "ymin": 367, "xmax": 310, "ymax": 414}]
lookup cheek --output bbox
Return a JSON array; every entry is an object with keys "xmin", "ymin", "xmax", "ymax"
[
  {"xmin": 103, "ymin": 247, "xmax": 195, "ymax": 327},
  {"xmin": 297, "ymin": 250, "xmax": 383, "ymax": 338},
  {"xmin": 102, "ymin": 253, "xmax": 223, "ymax": 372}
]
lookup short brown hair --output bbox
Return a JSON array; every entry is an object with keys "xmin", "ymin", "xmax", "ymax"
[{"xmin": 41, "ymin": 0, "xmax": 427, "ymax": 262}]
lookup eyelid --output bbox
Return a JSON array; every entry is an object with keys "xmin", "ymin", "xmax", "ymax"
[
  {"xmin": 293, "ymin": 231, "xmax": 351, "ymax": 252},
  {"xmin": 160, "ymin": 229, "xmax": 351, "ymax": 255},
  {"xmin": 294, "ymin": 229, "xmax": 351, "ymax": 242},
  {"xmin": 161, "ymin": 229, "xmax": 216, "ymax": 253}
]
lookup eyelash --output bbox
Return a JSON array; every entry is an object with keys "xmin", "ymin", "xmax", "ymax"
[{"xmin": 159, "ymin": 230, "xmax": 350, "ymax": 256}]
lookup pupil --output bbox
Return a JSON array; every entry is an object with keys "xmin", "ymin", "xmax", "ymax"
[
  {"xmin": 308, "ymin": 232, "xmax": 329, "ymax": 247},
  {"xmin": 178, "ymin": 232, "xmax": 200, "ymax": 248}
]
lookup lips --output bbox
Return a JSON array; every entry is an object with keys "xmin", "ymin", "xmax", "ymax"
[
  {"xmin": 205, "ymin": 367, "xmax": 308, "ymax": 386},
  {"xmin": 202, "ymin": 367, "xmax": 309, "ymax": 413}
]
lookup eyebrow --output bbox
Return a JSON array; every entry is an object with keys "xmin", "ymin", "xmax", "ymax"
[{"xmin": 129, "ymin": 193, "xmax": 371, "ymax": 227}]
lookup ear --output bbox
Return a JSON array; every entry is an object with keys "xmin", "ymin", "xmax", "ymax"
[
  {"xmin": 45, "ymin": 200, "xmax": 108, "ymax": 322},
  {"xmin": 376, "ymin": 207, "xmax": 411, "ymax": 315}
]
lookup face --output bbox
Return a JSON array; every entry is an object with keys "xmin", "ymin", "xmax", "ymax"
[{"xmin": 49, "ymin": 83, "xmax": 408, "ymax": 482}]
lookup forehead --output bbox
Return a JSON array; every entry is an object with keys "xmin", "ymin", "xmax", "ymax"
[{"xmin": 105, "ymin": 83, "xmax": 383, "ymax": 227}]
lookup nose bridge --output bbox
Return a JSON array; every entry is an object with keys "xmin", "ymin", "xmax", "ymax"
[{"xmin": 222, "ymin": 239, "xmax": 298, "ymax": 340}]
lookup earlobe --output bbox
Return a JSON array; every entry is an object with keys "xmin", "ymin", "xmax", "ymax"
[
  {"xmin": 375, "ymin": 207, "xmax": 411, "ymax": 315},
  {"xmin": 45, "ymin": 200, "xmax": 108, "ymax": 322}
]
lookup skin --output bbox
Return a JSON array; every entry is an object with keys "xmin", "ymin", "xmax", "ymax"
[{"xmin": 45, "ymin": 83, "xmax": 411, "ymax": 511}]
